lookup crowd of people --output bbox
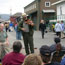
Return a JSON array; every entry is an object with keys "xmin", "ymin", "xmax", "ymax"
[
  {"xmin": 1, "ymin": 37, "xmax": 65, "ymax": 65},
  {"xmin": 4, "ymin": 22, "xmax": 14, "ymax": 32},
  {"xmin": 0, "ymin": 13, "xmax": 65, "ymax": 65}
]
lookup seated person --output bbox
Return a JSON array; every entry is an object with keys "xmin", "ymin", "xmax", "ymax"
[
  {"xmin": 52, "ymin": 43, "xmax": 65, "ymax": 63},
  {"xmin": 50, "ymin": 37, "xmax": 65, "ymax": 52},
  {"xmin": 39, "ymin": 45, "xmax": 60, "ymax": 65},
  {"xmin": 22, "ymin": 54, "xmax": 43, "ymax": 65},
  {"xmin": 2, "ymin": 41, "xmax": 25, "ymax": 65}
]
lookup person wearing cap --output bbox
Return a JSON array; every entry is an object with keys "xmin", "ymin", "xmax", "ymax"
[
  {"xmin": 18, "ymin": 13, "xmax": 34, "ymax": 55},
  {"xmin": 39, "ymin": 45, "xmax": 60, "ymax": 65},
  {"xmin": 50, "ymin": 37, "xmax": 65, "ymax": 52}
]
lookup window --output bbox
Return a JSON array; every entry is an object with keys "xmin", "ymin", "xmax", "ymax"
[
  {"xmin": 60, "ymin": 6, "xmax": 62, "ymax": 15},
  {"xmin": 45, "ymin": 2, "xmax": 50, "ymax": 7}
]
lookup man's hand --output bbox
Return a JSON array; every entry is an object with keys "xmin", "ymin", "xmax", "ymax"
[
  {"xmin": 0, "ymin": 43, "xmax": 2, "ymax": 46},
  {"xmin": 30, "ymin": 21, "xmax": 34, "ymax": 26},
  {"xmin": 28, "ymin": 21, "xmax": 34, "ymax": 26},
  {"xmin": 3, "ymin": 41, "xmax": 9, "ymax": 46},
  {"xmin": 21, "ymin": 28, "xmax": 26, "ymax": 31}
]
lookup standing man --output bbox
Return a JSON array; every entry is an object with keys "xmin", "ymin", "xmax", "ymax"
[
  {"xmin": 15, "ymin": 22, "xmax": 22, "ymax": 40},
  {"xmin": 18, "ymin": 13, "xmax": 34, "ymax": 55},
  {"xmin": 55, "ymin": 21, "xmax": 62, "ymax": 38},
  {"xmin": 61, "ymin": 21, "xmax": 65, "ymax": 38},
  {"xmin": 39, "ymin": 20, "xmax": 46, "ymax": 38}
]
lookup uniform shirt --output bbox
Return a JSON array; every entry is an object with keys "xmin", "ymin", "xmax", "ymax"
[
  {"xmin": 23, "ymin": 22, "xmax": 29, "ymax": 32},
  {"xmin": 2, "ymin": 52, "xmax": 25, "ymax": 65}
]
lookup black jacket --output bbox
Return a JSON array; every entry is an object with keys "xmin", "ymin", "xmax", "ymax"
[{"xmin": 39, "ymin": 23, "xmax": 46, "ymax": 31}]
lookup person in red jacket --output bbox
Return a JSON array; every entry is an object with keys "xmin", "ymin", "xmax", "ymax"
[{"xmin": 2, "ymin": 41, "xmax": 25, "ymax": 65}]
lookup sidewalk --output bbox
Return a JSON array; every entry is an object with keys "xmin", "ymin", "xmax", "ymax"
[{"xmin": 8, "ymin": 31, "xmax": 65, "ymax": 55}]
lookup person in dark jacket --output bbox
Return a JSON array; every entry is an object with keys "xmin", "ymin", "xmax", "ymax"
[
  {"xmin": 18, "ymin": 13, "xmax": 34, "ymax": 55},
  {"xmin": 51, "ymin": 43, "xmax": 65, "ymax": 63},
  {"xmin": 39, "ymin": 20, "xmax": 46, "ymax": 38},
  {"xmin": 50, "ymin": 37, "xmax": 65, "ymax": 52},
  {"xmin": 39, "ymin": 45, "xmax": 60, "ymax": 65}
]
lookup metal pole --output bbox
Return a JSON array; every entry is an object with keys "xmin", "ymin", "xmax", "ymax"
[{"xmin": 36, "ymin": 0, "xmax": 40, "ymax": 30}]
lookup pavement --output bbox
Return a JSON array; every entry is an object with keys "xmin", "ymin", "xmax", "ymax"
[{"xmin": 7, "ymin": 31, "xmax": 65, "ymax": 55}]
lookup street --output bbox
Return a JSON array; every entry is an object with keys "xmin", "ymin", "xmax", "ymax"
[{"xmin": 7, "ymin": 31, "xmax": 65, "ymax": 54}]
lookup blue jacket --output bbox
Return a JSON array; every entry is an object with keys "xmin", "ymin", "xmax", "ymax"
[{"xmin": 61, "ymin": 57, "xmax": 65, "ymax": 65}]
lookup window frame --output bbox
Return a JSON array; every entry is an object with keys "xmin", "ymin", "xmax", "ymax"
[{"xmin": 45, "ymin": 1, "xmax": 51, "ymax": 7}]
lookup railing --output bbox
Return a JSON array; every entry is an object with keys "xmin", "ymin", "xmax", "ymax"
[
  {"xmin": 57, "ymin": 15, "xmax": 65, "ymax": 21},
  {"xmin": 43, "ymin": 15, "xmax": 65, "ymax": 21}
]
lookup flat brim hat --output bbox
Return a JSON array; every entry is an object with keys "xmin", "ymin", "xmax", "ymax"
[{"xmin": 22, "ymin": 13, "xmax": 27, "ymax": 17}]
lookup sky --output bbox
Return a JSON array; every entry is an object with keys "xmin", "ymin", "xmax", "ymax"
[{"xmin": 0, "ymin": 0, "xmax": 34, "ymax": 14}]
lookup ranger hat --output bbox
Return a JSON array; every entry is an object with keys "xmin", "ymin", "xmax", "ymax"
[{"xmin": 22, "ymin": 13, "xmax": 27, "ymax": 17}]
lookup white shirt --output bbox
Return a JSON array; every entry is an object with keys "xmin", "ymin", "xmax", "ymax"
[{"xmin": 55, "ymin": 23, "xmax": 62, "ymax": 32}]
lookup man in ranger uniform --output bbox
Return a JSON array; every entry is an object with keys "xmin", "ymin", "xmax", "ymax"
[{"xmin": 18, "ymin": 13, "xmax": 34, "ymax": 55}]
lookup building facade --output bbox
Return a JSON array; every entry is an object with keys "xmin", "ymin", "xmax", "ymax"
[
  {"xmin": 52, "ymin": 0, "xmax": 65, "ymax": 21},
  {"xmin": 24, "ymin": 0, "xmax": 59, "ymax": 30}
]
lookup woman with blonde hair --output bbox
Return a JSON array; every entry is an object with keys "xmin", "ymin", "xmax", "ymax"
[
  {"xmin": 39, "ymin": 20, "xmax": 46, "ymax": 39},
  {"xmin": 22, "ymin": 54, "xmax": 43, "ymax": 65}
]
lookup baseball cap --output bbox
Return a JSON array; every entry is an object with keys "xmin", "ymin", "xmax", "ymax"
[{"xmin": 40, "ymin": 45, "xmax": 51, "ymax": 57}]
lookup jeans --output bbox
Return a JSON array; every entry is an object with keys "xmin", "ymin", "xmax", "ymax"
[{"xmin": 16, "ymin": 31, "xmax": 22, "ymax": 40}]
